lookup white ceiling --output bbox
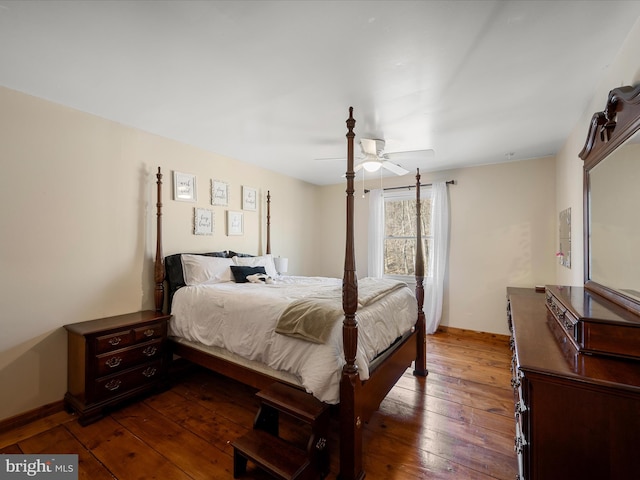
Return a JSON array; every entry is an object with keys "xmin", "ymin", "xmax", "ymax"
[{"xmin": 1, "ymin": 1, "xmax": 639, "ymax": 185}]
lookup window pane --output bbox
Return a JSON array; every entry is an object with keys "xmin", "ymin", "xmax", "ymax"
[
  {"xmin": 384, "ymin": 237, "xmax": 431, "ymax": 276},
  {"xmin": 384, "ymin": 198, "xmax": 431, "ymax": 237},
  {"xmin": 383, "ymin": 196, "xmax": 432, "ymax": 276}
]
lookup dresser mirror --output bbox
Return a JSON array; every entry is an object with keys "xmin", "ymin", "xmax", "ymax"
[{"xmin": 580, "ymin": 84, "xmax": 640, "ymax": 315}]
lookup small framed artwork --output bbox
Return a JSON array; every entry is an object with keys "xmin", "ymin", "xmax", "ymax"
[
  {"xmin": 242, "ymin": 185, "xmax": 257, "ymax": 211},
  {"xmin": 194, "ymin": 208, "xmax": 214, "ymax": 235},
  {"xmin": 173, "ymin": 171, "xmax": 197, "ymax": 202},
  {"xmin": 211, "ymin": 179, "xmax": 229, "ymax": 206},
  {"xmin": 226, "ymin": 210, "xmax": 244, "ymax": 236}
]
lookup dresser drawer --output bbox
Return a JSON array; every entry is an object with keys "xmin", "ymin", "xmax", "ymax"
[
  {"xmin": 91, "ymin": 360, "xmax": 164, "ymax": 402},
  {"xmin": 95, "ymin": 339, "xmax": 164, "ymax": 376}
]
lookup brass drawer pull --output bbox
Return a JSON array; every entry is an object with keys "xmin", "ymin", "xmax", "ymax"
[
  {"xmin": 142, "ymin": 367, "xmax": 157, "ymax": 378},
  {"xmin": 105, "ymin": 357, "xmax": 122, "ymax": 368},
  {"xmin": 108, "ymin": 337, "xmax": 122, "ymax": 346},
  {"xmin": 105, "ymin": 379, "xmax": 122, "ymax": 391},
  {"xmin": 514, "ymin": 436, "xmax": 526, "ymax": 454},
  {"xmin": 143, "ymin": 329, "xmax": 155, "ymax": 337},
  {"xmin": 142, "ymin": 346, "xmax": 157, "ymax": 357}
]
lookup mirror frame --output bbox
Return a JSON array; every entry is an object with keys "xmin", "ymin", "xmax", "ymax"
[{"xmin": 579, "ymin": 84, "xmax": 640, "ymax": 315}]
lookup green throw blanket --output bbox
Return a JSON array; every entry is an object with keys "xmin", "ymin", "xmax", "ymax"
[{"xmin": 275, "ymin": 278, "xmax": 406, "ymax": 344}]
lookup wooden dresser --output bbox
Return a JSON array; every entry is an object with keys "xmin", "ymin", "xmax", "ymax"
[
  {"xmin": 507, "ymin": 287, "xmax": 640, "ymax": 480},
  {"xmin": 64, "ymin": 310, "xmax": 171, "ymax": 425}
]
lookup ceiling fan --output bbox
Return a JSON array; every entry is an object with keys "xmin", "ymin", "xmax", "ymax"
[
  {"xmin": 317, "ymin": 138, "xmax": 434, "ymax": 176},
  {"xmin": 358, "ymin": 138, "xmax": 412, "ymax": 175}
]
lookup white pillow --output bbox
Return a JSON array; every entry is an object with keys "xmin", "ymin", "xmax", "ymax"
[
  {"xmin": 232, "ymin": 254, "xmax": 278, "ymax": 278},
  {"xmin": 181, "ymin": 254, "xmax": 234, "ymax": 285}
]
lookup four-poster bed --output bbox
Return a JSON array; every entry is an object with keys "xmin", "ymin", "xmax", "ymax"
[{"xmin": 153, "ymin": 107, "xmax": 427, "ymax": 480}]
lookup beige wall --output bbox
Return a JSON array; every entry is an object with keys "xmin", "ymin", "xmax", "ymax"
[
  {"xmin": 0, "ymin": 86, "xmax": 319, "ymax": 421},
  {"xmin": 445, "ymin": 158, "xmax": 556, "ymax": 334},
  {"xmin": 317, "ymin": 157, "xmax": 557, "ymax": 336}
]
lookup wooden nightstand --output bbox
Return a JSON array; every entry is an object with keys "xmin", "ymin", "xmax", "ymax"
[{"xmin": 64, "ymin": 310, "xmax": 171, "ymax": 425}]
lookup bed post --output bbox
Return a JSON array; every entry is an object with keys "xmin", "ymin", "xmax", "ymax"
[
  {"xmin": 413, "ymin": 169, "xmax": 428, "ymax": 376},
  {"xmin": 340, "ymin": 107, "xmax": 364, "ymax": 480},
  {"xmin": 266, "ymin": 190, "xmax": 271, "ymax": 255},
  {"xmin": 154, "ymin": 167, "xmax": 165, "ymax": 313}
]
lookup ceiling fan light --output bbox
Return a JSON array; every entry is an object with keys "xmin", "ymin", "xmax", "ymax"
[{"xmin": 362, "ymin": 160, "xmax": 382, "ymax": 172}]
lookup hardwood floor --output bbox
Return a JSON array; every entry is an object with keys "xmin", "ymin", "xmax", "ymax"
[{"xmin": 0, "ymin": 328, "xmax": 517, "ymax": 479}]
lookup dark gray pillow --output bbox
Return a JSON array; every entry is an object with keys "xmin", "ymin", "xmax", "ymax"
[
  {"xmin": 227, "ymin": 251, "xmax": 255, "ymax": 258},
  {"xmin": 230, "ymin": 265, "xmax": 266, "ymax": 283}
]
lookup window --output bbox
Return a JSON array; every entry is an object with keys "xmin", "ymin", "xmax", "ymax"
[
  {"xmin": 383, "ymin": 192, "xmax": 432, "ymax": 277},
  {"xmin": 368, "ymin": 188, "xmax": 432, "ymax": 279}
]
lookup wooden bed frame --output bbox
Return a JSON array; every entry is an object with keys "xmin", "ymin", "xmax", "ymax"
[{"xmin": 153, "ymin": 107, "xmax": 427, "ymax": 480}]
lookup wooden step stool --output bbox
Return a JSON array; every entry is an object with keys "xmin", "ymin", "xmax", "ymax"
[{"xmin": 232, "ymin": 383, "xmax": 330, "ymax": 479}]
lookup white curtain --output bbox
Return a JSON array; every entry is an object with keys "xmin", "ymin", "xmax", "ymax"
[
  {"xmin": 367, "ymin": 183, "xmax": 450, "ymax": 333},
  {"xmin": 425, "ymin": 181, "xmax": 449, "ymax": 334},
  {"xmin": 368, "ymin": 189, "xmax": 384, "ymax": 278}
]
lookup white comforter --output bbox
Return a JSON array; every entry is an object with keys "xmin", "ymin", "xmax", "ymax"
[{"xmin": 169, "ymin": 276, "xmax": 417, "ymax": 404}]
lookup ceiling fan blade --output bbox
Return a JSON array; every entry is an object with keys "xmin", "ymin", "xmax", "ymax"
[
  {"xmin": 314, "ymin": 156, "xmax": 347, "ymax": 162},
  {"xmin": 385, "ymin": 149, "xmax": 435, "ymax": 163},
  {"xmin": 354, "ymin": 163, "xmax": 364, "ymax": 172},
  {"xmin": 382, "ymin": 161, "xmax": 409, "ymax": 176},
  {"xmin": 360, "ymin": 138, "xmax": 379, "ymax": 155}
]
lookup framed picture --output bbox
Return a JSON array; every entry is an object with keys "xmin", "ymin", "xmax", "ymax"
[
  {"xmin": 226, "ymin": 210, "xmax": 244, "ymax": 236},
  {"xmin": 242, "ymin": 185, "xmax": 257, "ymax": 211},
  {"xmin": 194, "ymin": 208, "xmax": 214, "ymax": 235},
  {"xmin": 211, "ymin": 179, "xmax": 229, "ymax": 206},
  {"xmin": 173, "ymin": 171, "xmax": 197, "ymax": 202}
]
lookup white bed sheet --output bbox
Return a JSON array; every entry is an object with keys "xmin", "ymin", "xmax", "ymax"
[{"xmin": 169, "ymin": 276, "xmax": 417, "ymax": 404}]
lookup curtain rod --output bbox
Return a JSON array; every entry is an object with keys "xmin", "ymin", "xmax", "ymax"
[{"xmin": 364, "ymin": 180, "xmax": 455, "ymax": 194}]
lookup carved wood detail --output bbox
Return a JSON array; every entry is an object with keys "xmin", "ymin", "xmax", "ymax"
[
  {"xmin": 154, "ymin": 168, "xmax": 165, "ymax": 312},
  {"xmin": 414, "ymin": 168, "xmax": 428, "ymax": 376},
  {"xmin": 580, "ymin": 84, "xmax": 640, "ymax": 169},
  {"xmin": 266, "ymin": 190, "xmax": 271, "ymax": 255},
  {"xmin": 342, "ymin": 106, "xmax": 358, "ymax": 375}
]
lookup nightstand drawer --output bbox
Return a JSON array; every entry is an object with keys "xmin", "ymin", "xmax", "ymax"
[
  {"xmin": 95, "ymin": 329, "xmax": 135, "ymax": 354},
  {"xmin": 92, "ymin": 360, "xmax": 163, "ymax": 402},
  {"xmin": 95, "ymin": 339, "xmax": 163, "ymax": 376},
  {"xmin": 133, "ymin": 321, "xmax": 165, "ymax": 342}
]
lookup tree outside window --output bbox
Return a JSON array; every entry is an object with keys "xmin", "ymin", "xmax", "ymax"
[{"xmin": 383, "ymin": 195, "xmax": 432, "ymax": 277}]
